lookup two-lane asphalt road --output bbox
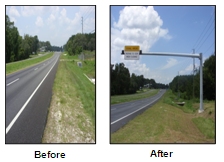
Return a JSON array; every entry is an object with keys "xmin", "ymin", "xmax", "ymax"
[
  {"xmin": 110, "ymin": 89, "xmax": 166, "ymax": 133},
  {"xmin": 6, "ymin": 52, "xmax": 61, "ymax": 143}
]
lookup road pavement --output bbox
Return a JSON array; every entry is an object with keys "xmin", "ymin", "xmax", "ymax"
[
  {"xmin": 6, "ymin": 52, "xmax": 61, "ymax": 143},
  {"xmin": 110, "ymin": 89, "xmax": 166, "ymax": 133}
]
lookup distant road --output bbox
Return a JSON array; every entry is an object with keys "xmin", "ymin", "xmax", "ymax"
[
  {"xmin": 110, "ymin": 89, "xmax": 166, "ymax": 133},
  {"xmin": 6, "ymin": 52, "xmax": 61, "ymax": 143}
]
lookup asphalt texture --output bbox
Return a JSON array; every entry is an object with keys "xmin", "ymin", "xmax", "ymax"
[
  {"xmin": 110, "ymin": 89, "xmax": 166, "ymax": 133},
  {"xmin": 6, "ymin": 52, "xmax": 61, "ymax": 143}
]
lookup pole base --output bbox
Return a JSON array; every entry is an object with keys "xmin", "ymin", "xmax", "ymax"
[{"xmin": 198, "ymin": 109, "xmax": 204, "ymax": 113}]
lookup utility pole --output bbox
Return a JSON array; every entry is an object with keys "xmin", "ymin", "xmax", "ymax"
[
  {"xmin": 193, "ymin": 49, "xmax": 195, "ymax": 101},
  {"xmin": 81, "ymin": 16, "xmax": 83, "ymax": 34},
  {"xmin": 178, "ymin": 71, "xmax": 180, "ymax": 100}
]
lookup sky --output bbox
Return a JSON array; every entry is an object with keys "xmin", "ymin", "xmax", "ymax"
[
  {"xmin": 111, "ymin": 6, "xmax": 215, "ymax": 85},
  {"xmin": 6, "ymin": 6, "xmax": 95, "ymax": 47}
]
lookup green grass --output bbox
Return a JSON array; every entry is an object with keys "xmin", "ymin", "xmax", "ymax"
[
  {"xmin": 83, "ymin": 50, "xmax": 95, "ymax": 54},
  {"xmin": 42, "ymin": 52, "xmax": 95, "ymax": 143},
  {"xmin": 61, "ymin": 52, "xmax": 95, "ymax": 78},
  {"xmin": 192, "ymin": 117, "xmax": 215, "ymax": 139},
  {"xmin": 65, "ymin": 60, "xmax": 95, "ymax": 124},
  {"xmin": 163, "ymin": 90, "xmax": 197, "ymax": 113},
  {"xmin": 6, "ymin": 52, "xmax": 53, "ymax": 75},
  {"xmin": 82, "ymin": 60, "xmax": 95, "ymax": 78},
  {"xmin": 59, "ymin": 52, "xmax": 95, "ymax": 123},
  {"xmin": 111, "ymin": 90, "xmax": 215, "ymax": 143},
  {"xmin": 111, "ymin": 89, "xmax": 159, "ymax": 104}
]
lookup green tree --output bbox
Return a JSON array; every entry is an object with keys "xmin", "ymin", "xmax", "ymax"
[
  {"xmin": 6, "ymin": 15, "xmax": 20, "ymax": 63},
  {"xmin": 111, "ymin": 63, "xmax": 130, "ymax": 95},
  {"xmin": 45, "ymin": 41, "xmax": 51, "ymax": 51},
  {"xmin": 203, "ymin": 54, "xmax": 215, "ymax": 100}
]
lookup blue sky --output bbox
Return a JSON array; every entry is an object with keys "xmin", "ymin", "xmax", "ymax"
[
  {"xmin": 6, "ymin": 6, "xmax": 95, "ymax": 47},
  {"xmin": 111, "ymin": 6, "xmax": 215, "ymax": 84}
]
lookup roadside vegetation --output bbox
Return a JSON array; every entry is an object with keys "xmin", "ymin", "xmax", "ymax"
[
  {"xmin": 111, "ymin": 89, "xmax": 215, "ymax": 143},
  {"xmin": 111, "ymin": 89, "xmax": 159, "ymax": 104},
  {"xmin": 111, "ymin": 53, "xmax": 215, "ymax": 143},
  {"xmin": 42, "ymin": 52, "xmax": 95, "ymax": 143},
  {"xmin": 6, "ymin": 52, "xmax": 54, "ymax": 75}
]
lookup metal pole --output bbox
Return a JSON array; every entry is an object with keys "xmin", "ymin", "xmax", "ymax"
[
  {"xmin": 141, "ymin": 52, "xmax": 200, "ymax": 58},
  {"xmin": 199, "ymin": 53, "xmax": 204, "ymax": 113},
  {"xmin": 123, "ymin": 51, "xmax": 204, "ymax": 113},
  {"xmin": 178, "ymin": 71, "xmax": 179, "ymax": 99},
  {"xmin": 193, "ymin": 49, "xmax": 195, "ymax": 101},
  {"xmin": 81, "ymin": 17, "xmax": 83, "ymax": 34}
]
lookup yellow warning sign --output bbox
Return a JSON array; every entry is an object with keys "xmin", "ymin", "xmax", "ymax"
[{"xmin": 124, "ymin": 46, "xmax": 140, "ymax": 51}]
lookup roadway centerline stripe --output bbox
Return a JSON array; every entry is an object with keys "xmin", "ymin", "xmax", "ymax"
[
  {"xmin": 110, "ymin": 93, "xmax": 164, "ymax": 125},
  {"xmin": 7, "ymin": 78, "xmax": 19, "ymax": 86},
  {"xmin": 6, "ymin": 56, "xmax": 59, "ymax": 134}
]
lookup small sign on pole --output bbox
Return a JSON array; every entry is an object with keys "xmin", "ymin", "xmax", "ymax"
[
  {"xmin": 123, "ymin": 45, "xmax": 140, "ymax": 60},
  {"xmin": 124, "ymin": 51, "xmax": 139, "ymax": 60}
]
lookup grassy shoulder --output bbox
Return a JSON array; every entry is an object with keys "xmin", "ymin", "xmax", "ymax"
[
  {"xmin": 111, "ymin": 89, "xmax": 159, "ymax": 105},
  {"xmin": 6, "ymin": 52, "xmax": 53, "ymax": 75},
  {"xmin": 111, "ymin": 89, "xmax": 215, "ymax": 143},
  {"xmin": 42, "ymin": 52, "xmax": 95, "ymax": 143}
]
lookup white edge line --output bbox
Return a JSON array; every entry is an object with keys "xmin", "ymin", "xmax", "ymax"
[
  {"xmin": 84, "ymin": 73, "xmax": 95, "ymax": 84},
  {"xmin": 111, "ymin": 93, "xmax": 164, "ymax": 125},
  {"xmin": 7, "ymin": 78, "xmax": 19, "ymax": 86},
  {"xmin": 6, "ymin": 56, "xmax": 59, "ymax": 134}
]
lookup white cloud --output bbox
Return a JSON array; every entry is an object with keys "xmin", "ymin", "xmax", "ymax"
[
  {"xmin": 35, "ymin": 16, "xmax": 44, "ymax": 27},
  {"xmin": 48, "ymin": 14, "xmax": 56, "ymax": 23},
  {"xmin": 179, "ymin": 63, "xmax": 199, "ymax": 75},
  {"xmin": 8, "ymin": 6, "xmax": 20, "ymax": 23},
  {"xmin": 59, "ymin": 8, "xmax": 71, "ymax": 24},
  {"xmin": 111, "ymin": 6, "xmax": 172, "ymax": 84},
  {"xmin": 9, "ymin": 6, "xmax": 20, "ymax": 17},
  {"xmin": 125, "ymin": 60, "xmax": 150, "ymax": 76},
  {"xmin": 21, "ymin": 6, "xmax": 46, "ymax": 17},
  {"xmin": 71, "ymin": 13, "xmax": 80, "ymax": 25},
  {"xmin": 50, "ymin": 6, "xmax": 60, "ymax": 15},
  {"xmin": 111, "ymin": 6, "xmax": 171, "ymax": 64},
  {"xmin": 9, "ymin": 17, "xmax": 17, "ymax": 23},
  {"xmin": 162, "ymin": 58, "xmax": 178, "ymax": 70},
  {"xmin": 20, "ymin": 6, "xmax": 60, "ymax": 17},
  {"xmin": 114, "ymin": 6, "xmax": 162, "ymax": 30}
]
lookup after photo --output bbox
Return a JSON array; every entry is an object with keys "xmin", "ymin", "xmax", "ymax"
[{"xmin": 110, "ymin": 5, "xmax": 215, "ymax": 144}]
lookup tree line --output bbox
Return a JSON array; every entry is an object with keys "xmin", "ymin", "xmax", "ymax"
[
  {"xmin": 111, "ymin": 63, "xmax": 168, "ymax": 95},
  {"xmin": 64, "ymin": 32, "xmax": 95, "ymax": 55},
  {"xmin": 6, "ymin": 15, "xmax": 62, "ymax": 63},
  {"xmin": 169, "ymin": 54, "xmax": 215, "ymax": 100}
]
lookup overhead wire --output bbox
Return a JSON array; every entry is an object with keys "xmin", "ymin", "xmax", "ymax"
[
  {"xmin": 196, "ymin": 26, "xmax": 214, "ymax": 53},
  {"xmin": 82, "ymin": 6, "xmax": 93, "ymax": 19},
  {"xmin": 82, "ymin": 6, "xmax": 95, "ymax": 34},
  {"xmin": 83, "ymin": 7, "xmax": 95, "ymax": 22},
  {"xmin": 193, "ymin": 11, "xmax": 214, "ymax": 50}
]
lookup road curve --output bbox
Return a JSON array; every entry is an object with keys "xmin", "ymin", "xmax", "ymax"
[
  {"xmin": 6, "ymin": 52, "xmax": 61, "ymax": 143},
  {"xmin": 110, "ymin": 89, "xmax": 166, "ymax": 133}
]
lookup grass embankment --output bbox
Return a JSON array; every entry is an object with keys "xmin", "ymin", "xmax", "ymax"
[
  {"xmin": 42, "ymin": 52, "xmax": 95, "ymax": 143},
  {"xmin": 111, "ymin": 89, "xmax": 159, "ymax": 105},
  {"xmin": 111, "ymin": 90, "xmax": 215, "ymax": 143},
  {"xmin": 6, "ymin": 52, "xmax": 53, "ymax": 75}
]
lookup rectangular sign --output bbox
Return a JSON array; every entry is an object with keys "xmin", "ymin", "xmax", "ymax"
[
  {"xmin": 124, "ymin": 52, "xmax": 139, "ymax": 60},
  {"xmin": 124, "ymin": 46, "xmax": 140, "ymax": 51}
]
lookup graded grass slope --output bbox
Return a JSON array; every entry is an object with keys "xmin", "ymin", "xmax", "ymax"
[
  {"xmin": 111, "ymin": 89, "xmax": 159, "ymax": 105},
  {"xmin": 111, "ymin": 90, "xmax": 215, "ymax": 143}
]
